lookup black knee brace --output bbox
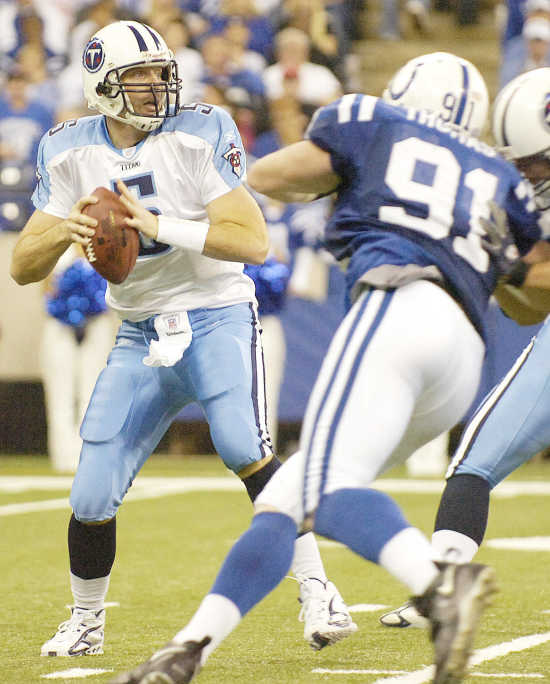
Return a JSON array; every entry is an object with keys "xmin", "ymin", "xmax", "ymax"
[
  {"xmin": 68, "ymin": 514, "xmax": 117, "ymax": 579},
  {"xmin": 434, "ymin": 474, "xmax": 490, "ymax": 546},
  {"xmin": 242, "ymin": 456, "xmax": 282, "ymax": 502}
]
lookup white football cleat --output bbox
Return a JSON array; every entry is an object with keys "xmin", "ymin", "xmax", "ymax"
[
  {"xmin": 379, "ymin": 601, "xmax": 429, "ymax": 628},
  {"xmin": 41, "ymin": 606, "xmax": 105, "ymax": 656},
  {"xmin": 297, "ymin": 575, "xmax": 358, "ymax": 650}
]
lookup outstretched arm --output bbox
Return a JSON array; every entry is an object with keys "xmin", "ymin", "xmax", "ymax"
[{"xmin": 247, "ymin": 140, "xmax": 341, "ymax": 203}]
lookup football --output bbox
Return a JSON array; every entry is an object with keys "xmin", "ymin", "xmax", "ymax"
[{"xmin": 82, "ymin": 186, "xmax": 139, "ymax": 284}]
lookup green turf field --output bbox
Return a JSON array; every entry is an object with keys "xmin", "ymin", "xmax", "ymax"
[{"xmin": 2, "ymin": 454, "xmax": 550, "ymax": 683}]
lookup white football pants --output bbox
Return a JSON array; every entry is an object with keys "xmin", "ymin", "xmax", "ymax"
[{"xmin": 257, "ymin": 280, "xmax": 485, "ymax": 524}]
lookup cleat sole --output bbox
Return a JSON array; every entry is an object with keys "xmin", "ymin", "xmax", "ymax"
[{"xmin": 444, "ymin": 566, "xmax": 498, "ymax": 682}]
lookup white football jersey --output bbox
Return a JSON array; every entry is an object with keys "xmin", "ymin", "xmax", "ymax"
[{"xmin": 32, "ymin": 103, "xmax": 255, "ymax": 321}]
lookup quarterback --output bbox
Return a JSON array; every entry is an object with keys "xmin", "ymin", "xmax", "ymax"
[{"xmin": 10, "ymin": 20, "xmax": 355, "ymax": 658}]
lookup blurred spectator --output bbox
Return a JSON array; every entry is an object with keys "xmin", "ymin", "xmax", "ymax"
[
  {"xmin": 13, "ymin": 42, "xmax": 61, "ymax": 114},
  {"xmin": 262, "ymin": 27, "xmax": 342, "ymax": 117},
  {"xmin": 33, "ymin": 0, "xmax": 80, "ymax": 59},
  {"xmin": 0, "ymin": 66, "xmax": 51, "ymax": 231},
  {"xmin": 200, "ymin": 31, "xmax": 266, "ymax": 99},
  {"xmin": 379, "ymin": 0, "xmax": 431, "ymax": 40},
  {"xmin": 41, "ymin": 247, "xmax": 115, "ymax": 472},
  {"xmin": 223, "ymin": 16, "xmax": 268, "ymax": 73},
  {"xmin": 276, "ymin": 0, "xmax": 346, "ymax": 81},
  {"xmin": 66, "ymin": 0, "xmax": 119, "ymax": 65},
  {"xmin": 56, "ymin": 0, "xmax": 121, "ymax": 121},
  {"xmin": 0, "ymin": 67, "xmax": 53, "ymax": 169},
  {"xmin": 182, "ymin": 0, "xmax": 277, "ymax": 56},
  {"xmin": 340, "ymin": 0, "xmax": 366, "ymax": 41},
  {"xmin": 0, "ymin": 0, "xmax": 69, "ymax": 75},
  {"xmin": 500, "ymin": 0, "xmax": 550, "ymax": 87},
  {"xmin": 163, "ymin": 14, "xmax": 205, "ymax": 104},
  {"xmin": 142, "ymin": 0, "xmax": 184, "ymax": 35}
]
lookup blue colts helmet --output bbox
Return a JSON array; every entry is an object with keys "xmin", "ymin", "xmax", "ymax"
[{"xmin": 382, "ymin": 51, "xmax": 489, "ymax": 138}]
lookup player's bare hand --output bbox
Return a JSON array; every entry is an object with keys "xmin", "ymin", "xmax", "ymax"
[
  {"xmin": 60, "ymin": 195, "xmax": 98, "ymax": 246},
  {"xmin": 116, "ymin": 179, "xmax": 159, "ymax": 239}
]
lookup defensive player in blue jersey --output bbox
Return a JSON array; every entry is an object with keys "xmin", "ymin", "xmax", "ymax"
[
  {"xmin": 10, "ymin": 20, "xmax": 356, "ymax": 659},
  {"xmin": 109, "ymin": 52, "xmax": 550, "ymax": 684},
  {"xmin": 381, "ymin": 67, "xmax": 550, "ymax": 630}
]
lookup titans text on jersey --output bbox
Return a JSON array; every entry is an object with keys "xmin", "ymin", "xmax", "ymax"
[{"xmin": 32, "ymin": 104, "xmax": 254, "ymax": 321}]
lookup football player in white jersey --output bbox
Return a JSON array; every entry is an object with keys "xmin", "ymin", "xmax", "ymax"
[
  {"xmin": 109, "ymin": 52, "xmax": 541, "ymax": 684},
  {"xmin": 10, "ymin": 20, "xmax": 356, "ymax": 658}
]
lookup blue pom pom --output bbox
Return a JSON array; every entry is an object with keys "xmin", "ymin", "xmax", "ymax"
[
  {"xmin": 45, "ymin": 259, "xmax": 108, "ymax": 328},
  {"xmin": 244, "ymin": 257, "xmax": 290, "ymax": 316}
]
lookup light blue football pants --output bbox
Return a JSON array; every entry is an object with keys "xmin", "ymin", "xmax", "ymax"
[
  {"xmin": 70, "ymin": 302, "xmax": 272, "ymax": 522},
  {"xmin": 448, "ymin": 316, "xmax": 550, "ymax": 488}
]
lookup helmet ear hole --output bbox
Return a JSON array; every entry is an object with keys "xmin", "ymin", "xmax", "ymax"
[{"xmin": 96, "ymin": 83, "xmax": 111, "ymax": 95}]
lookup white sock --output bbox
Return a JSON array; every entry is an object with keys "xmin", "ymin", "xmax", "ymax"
[
  {"xmin": 173, "ymin": 594, "xmax": 241, "ymax": 663},
  {"xmin": 290, "ymin": 532, "xmax": 328, "ymax": 582},
  {"xmin": 378, "ymin": 527, "xmax": 439, "ymax": 596},
  {"xmin": 432, "ymin": 529, "xmax": 479, "ymax": 563},
  {"xmin": 70, "ymin": 572, "xmax": 110, "ymax": 611}
]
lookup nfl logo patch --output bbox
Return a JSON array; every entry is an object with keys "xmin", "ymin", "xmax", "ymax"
[{"xmin": 83, "ymin": 38, "xmax": 105, "ymax": 73}]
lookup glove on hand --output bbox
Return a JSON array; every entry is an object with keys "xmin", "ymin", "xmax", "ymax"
[{"xmin": 480, "ymin": 200, "xmax": 529, "ymax": 287}]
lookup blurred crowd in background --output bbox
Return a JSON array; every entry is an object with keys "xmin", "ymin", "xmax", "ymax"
[
  {"xmin": 0, "ymin": 0, "xmax": 366, "ymax": 233},
  {"xmin": 2, "ymin": 0, "xmax": 550, "ymax": 471},
  {"xmin": 1, "ymin": 0, "xmax": 550, "ymax": 233}
]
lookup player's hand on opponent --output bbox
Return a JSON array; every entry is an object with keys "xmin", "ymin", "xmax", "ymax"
[
  {"xmin": 60, "ymin": 196, "xmax": 98, "ymax": 246},
  {"xmin": 116, "ymin": 179, "xmax": 159, "ymax": 240},
  {"xmin": 480, "ymin": 200, "xmax": 528, "ymax": 286}
]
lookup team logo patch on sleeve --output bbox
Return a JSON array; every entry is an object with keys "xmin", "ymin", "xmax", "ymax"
[
  {"xmin": 83, "ymin": 38, "xmax": 105, "ymax": 73},
  {"xmin": 223, "ymin": 143, "xmax": 243, "ymax": 177}
]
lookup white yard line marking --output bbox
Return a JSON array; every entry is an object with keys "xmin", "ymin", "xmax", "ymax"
[
  {"xmin": 487, "ymin": 537, "xmax": 550, "ymax": 552},
  {"xmin": 0, "ymin": 477, "xmax": 242, "ymax": 516},
  {"xmin": 313, "ymin": 670, "xmax": 410, "ymax": 676},
  {"xmin": 348, "ymin": 603, "xmax": 389, "ymax": 612},
  {"xmin": 2, "ymin": 475, "xmax": 550, "ymax": 494},
  {"xmin": 41, "ymin": 668, "xmax": 113, "ymax": 679},
  {"xmin": 312, "ymin": 671, "xmax": 544, "ymax": 679},
  {"xmin": 366, "ymin": 631, "xmax": 550, "ymax": 683},
  {"xmin": 468, "ymin": 632, "xmax": 550, "ymax": 665},
  {"xmin": 0, "ymin": 497, "xmax": 71, "ymax": 516},
  {"xmin": 470, "ymin": 674, "xmax": 545, "ymax": 679},
  {"xmin": 2, "ymin": 476, "xmax": 550, "ymax": 518}
]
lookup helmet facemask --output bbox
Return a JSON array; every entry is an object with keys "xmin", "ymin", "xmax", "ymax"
[
  {"xmin": 514, "ymin": 148, "xmax": 550, "ymax": 211},
  {"xmin": 96, "ymin": 58, "xmax": 181, "ymax": 131}
]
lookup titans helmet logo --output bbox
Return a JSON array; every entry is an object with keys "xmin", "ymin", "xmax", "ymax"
[
  {"xmin": 83, "ymin": 38, "xmax": 105, "ymax": 73},
  {"xmin": 223, "ymin": 143, "xmax": 243, "ymax": 177}
]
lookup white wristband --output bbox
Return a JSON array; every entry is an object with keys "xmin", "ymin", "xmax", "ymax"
[{"xmin": 156, "ymin": 215, "xmax": 210, "ymax": 253}]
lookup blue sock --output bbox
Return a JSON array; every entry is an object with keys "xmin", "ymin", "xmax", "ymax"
[
  {"xmin": 314, "ymin": 488, "xmax": 410, "ymax": 562},
  {"xmin": 210, "ymin": 511, "xmax": 297, "ymax": 616}
]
